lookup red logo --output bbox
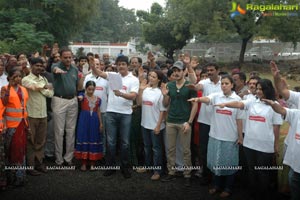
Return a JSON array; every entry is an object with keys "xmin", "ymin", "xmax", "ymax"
[
  {"xmin": 143, "ymin": 101, "xmax": 153, "ymax": 106},
  {"xmin": 122, "ymin": 86, "xmax": 127, "ymax": 90},
  {"xmin": 216, "ymin": 109, "xmax": 232, "ymax": 116},
  {"xmin": 249, "ymin": 116, "xmax": 266, "ymax": 122},
  {"xmin": 96, "ymin": 86, "xmax": 103, "ymax": 91},
  {"xmin": 295, "ymin": 133, "xmax": 300, "ymax": 140}
]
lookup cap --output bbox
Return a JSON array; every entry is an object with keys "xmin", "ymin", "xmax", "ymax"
[{"xmin": 171, "ymin": 61, "xmax": 184, "ymax": 70}]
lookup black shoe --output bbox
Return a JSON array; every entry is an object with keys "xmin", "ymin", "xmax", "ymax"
[
  {"xmin": 103, "ymin": 170, "xmax": 116, "ymax": 177},
  {"xmin": 161, "ymin": 175, "xmax": 176, "ymax": 182},
  {"xmin": 64, "ymin": 161, "xmax": 74, "ymax": 166},
  {"xmin": 36, "ymin": 164, "xmax": 47, "ymax": 173},
  {"xmin": 121, "ymin": 169, "xmax": 131, "ymax": 179},
  {"xmin": 184, "ymin": 178, "xmax": 191, "ymax": 187},
  {"xmin": 199, "ymin": 177, "xmax": 209, "ymax": 185}
]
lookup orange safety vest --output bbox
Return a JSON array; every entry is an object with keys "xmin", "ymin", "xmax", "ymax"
[{"xmin": 4, "ymin": 85, "xmax": 28, "ymax": 128}]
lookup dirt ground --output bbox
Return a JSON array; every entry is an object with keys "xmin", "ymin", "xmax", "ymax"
[{"xmin": 1, "ymin": 158, "xmax": 290, "ymax": 200}]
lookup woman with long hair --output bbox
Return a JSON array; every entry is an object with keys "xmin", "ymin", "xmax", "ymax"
[
  {"xmin": 137, "ymin": 70, "xmax": 167, "ymax": 180},
  {"xmin": 215, "ymin": 78, "xmax": 283, "ymax": 200},
  {"xmin": 1, "ymin": 68, "xmax": 29, "ymax": 187}
]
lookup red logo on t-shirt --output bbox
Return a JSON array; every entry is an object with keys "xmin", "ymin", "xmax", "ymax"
[
  {"xmin": 295, "ymin": 133, "xmax": 300, "ymax": 140},
  {"xmin": 143, "ymin": 101, "xmax": 153, "ymax": 106},
  {"xmin": 216, "ymin": 109, "xmax": 232, "ymax": 115},
  {"xmin": 249, "ymin": 116, "xmax": 266, "ymax": 122},
  {"xmin": 96, "ymin": 86, "xmax": 103, "ymax": 91},
  {"xmin": 122, "ymin": 86, "xmax": 127, "ymax": 90}
]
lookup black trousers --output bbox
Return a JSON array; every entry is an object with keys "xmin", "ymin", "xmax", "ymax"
[{"xmin": 199, "ymin": 123, "xmax": 210, "ymax": 178}]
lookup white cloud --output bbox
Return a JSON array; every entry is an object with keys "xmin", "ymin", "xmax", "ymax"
[{"xmin": 118, "ymin": 0, "xmax": 166, "ymax": 11}]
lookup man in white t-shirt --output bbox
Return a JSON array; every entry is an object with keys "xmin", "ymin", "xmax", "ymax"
[
  {"xmin": 84, "ymin": 58, "xmax": 108, "ymax": 155},
  {"xmin": 90, "ymin": 56, "xmax": 139, "ymax": 179},
  {"xmin": 186, "ymin": 63, "xmax": 222, "ymax": 184}
]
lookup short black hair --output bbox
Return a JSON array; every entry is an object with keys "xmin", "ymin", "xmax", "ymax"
[
  {"xmin": 85, "ymin": 80, "xmax": 96, "ymax": 89},
  {"xmin": 204, "ymin": 63, "xmax": 219, "ymax": 70},
  {"xmin": 30, "ymin": 57, "xmax": 44, "ymax": 65},
  {"xmin": 116, "ymin": 56, "xmax": 129, "ymax": 65}
]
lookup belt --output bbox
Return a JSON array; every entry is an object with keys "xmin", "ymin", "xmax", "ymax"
[{"xmin": 54, "ymin": 95, "xmax": 75, "ymax": 100}]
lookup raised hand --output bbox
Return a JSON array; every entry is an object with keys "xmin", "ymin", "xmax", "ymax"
[
  {"xmin": 270, "ymin": 61, "xmax": 280, "ymax": 78},
  {"xmin": 160, "ymin": 83, "xmax": 169, "ymax": 96},
  {"xmin": 185, "ymin": 84, "xmax": 196, "ymax": 90},
  {"xmin": 139, "ymin": 79, "xmax": 148, "ymax": 90},
  {"xmin": 183, "ymin": 53, "xmax": 191, "ymax": 65}
]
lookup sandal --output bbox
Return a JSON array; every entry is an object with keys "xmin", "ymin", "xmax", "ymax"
[
  {"xmin": 209, "ymin": 188, "xmax": 218, "ymax": 195},
  {"xmin": 220, "ymin": 191, "xmax": 231, "ymax": 198},
  {"xmin": 80, "ymin": 165, "xmax": 87, "ymax": 172}
]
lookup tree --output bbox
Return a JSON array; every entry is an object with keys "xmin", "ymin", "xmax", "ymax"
[
  {"xmin": 0, "ymin": 8, "xmax": 53, "ymax": 54},
  {"xmin": 0, "ymin": 0, "xmax": 100, "ymax": 47},
  {"xmin": 72, "ymin": 0, "xmax": 141, "ymax": 43},
  {"xmin": 166, "ymin": 0, "xmax": 292, "ymax": 64},
  {"xmin": 138, "ymin": 3, "xmax": 192, "ymax": 59}
]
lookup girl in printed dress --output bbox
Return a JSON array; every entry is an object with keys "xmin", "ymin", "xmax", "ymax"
[{"xmin": 75, "ymin": 81, "xmax": 103, "ymax": 171}]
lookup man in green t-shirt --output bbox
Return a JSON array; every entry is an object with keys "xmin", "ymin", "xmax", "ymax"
[{"xmin": 161, "ymin": 61, "xmax": 198, "ymax": 187}]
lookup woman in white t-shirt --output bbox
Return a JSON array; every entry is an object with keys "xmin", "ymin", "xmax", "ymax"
[
  {"xmin": 262, "ymin": 99, "xmax": 300, "ymax": 200},
  {"xmin": 188, "ymin": 75, "xmax": 244, "ymax": 198},
  {"xmin": 137, "ymin": 70, "xmax": 167, "ymax": 181},
  {"xmin": 215, "ymin": 78, "xmax": 283, "ymax": 200}
]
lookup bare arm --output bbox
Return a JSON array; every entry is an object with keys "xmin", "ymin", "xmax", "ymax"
[
  {"xmin": 97, "ymin": 107, "xmax": 103, "ymax": 132},
  {"xmin": 270, "ymin": 61, "xmax": 290, "ymax": 100},
  {"xmin": 154, "ymin": 111, "xmax": 166, "ymax": 135},
  {"xmin": 273, "ymin": 124, "xmax": 280, "ymax": 156},
  {"xmin": 89, "ymin": 57, "xmax": 108, "ymax": 79},
  {"xmin": 188, "ymin": 101, "xmax": 198, "ymax": 124},
  {"xmin": 261, "ymin": 99, "xmax": 287, "ymax": 116},
  {"xmin": 186, "ymin": 83, "xmax": 203, "ymax": 91},
  {"xmin": 161, "ymin": 83, "xmax": 170, "ymax": 107},
  {"xmin": 236, "ymin": 119, "xmax": 243, "ymax": 145},
  {"xmin": 114, "ymin": 91, "xmax": 137, "ymax": 100},
  {"xmin": 183, "ymin": 54, "xmax": 197, "ymax": 84},
  {"xmin": 215, "ymin": 101, "xmax": 245, "ymax": 109},
  {"xmin": 187, "ymin": 96, "xmax": 210, "ymax": 104}
]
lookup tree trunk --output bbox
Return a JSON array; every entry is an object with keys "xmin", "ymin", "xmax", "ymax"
[
  {"xmin": 239, "ymin": 37, "xmax": 251, "ymax": 64},
  {"xmin": 166, "ymin": 49, "xmax": 174, "ymax": 60}
]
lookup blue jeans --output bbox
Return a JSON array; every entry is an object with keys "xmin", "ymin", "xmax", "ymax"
[
  {"xmin": 289, "ymin": 168, "xmax": 300, "ymax": 200},
  {"xmin": 142, "ymin": 127, "xmax": 163, "ymax": 174},
  {"xmin": 105, "ymin": 112, "xmax": 132, "ymax": 169}
]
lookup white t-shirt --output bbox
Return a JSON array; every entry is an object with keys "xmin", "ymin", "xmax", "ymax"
[
  {"xmin": 106, "ymin": 72, "xmax": 139, "ymax": 114},
  {"xmin": 285, "ymin": 91, "xmax": 300, "ymax": 145},
  {"xmin": 243, "ymin": 99, "xmax": 283, "ymax": 153},
  {"xmin": 208, "ymin": 92, "xmax": 244, "ymax": 142},
  {"xmin": 242, "ymin": 93, "xmax": 257, "ymax": 132},
  {"xmin": 283, "ymin": 108, "xmax": 300, "ymax": 173},
  {"xmin": 141, "ymin": 87, "xmax": 167, "ymax": 130},
  {"xmin": 84, "ymin": 73, "xmax": 108, "ymax": 113},
  {"xmin": 197, "ymin": 78, "xmax": 222, "ymax": 125},
  {"xmin": 0, "ymin": 73, "xmax": 8, "ymax": 92}
]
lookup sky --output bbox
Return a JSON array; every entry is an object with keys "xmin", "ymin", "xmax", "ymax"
[{"xmin": 118, "ymin": 0, "xmax": 166, "ymax": 11}]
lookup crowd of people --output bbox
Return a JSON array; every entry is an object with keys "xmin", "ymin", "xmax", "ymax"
[{"xmin": 0, "ymin": 44, "xmax": 299, "ymax": 200}]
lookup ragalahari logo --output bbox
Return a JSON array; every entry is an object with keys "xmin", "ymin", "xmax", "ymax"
[{"xmin": 230, "ymin": 2, "xmax": 246, "ymax": 19}]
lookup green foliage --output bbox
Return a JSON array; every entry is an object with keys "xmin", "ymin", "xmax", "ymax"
[
  {"xmin": 0, "ymin": 0, "xmax": 100, "ymax": 54},
  {"xmin": 72, "ymin": 0, "xmax": 141, "ymax": 43},
  {"xmin": 140, "ymin": 3, "xmax": 192, "ymax": 59},
  {"xmin": 76, "ymin": 47, "xmax": 86, "ymax": 58}
]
